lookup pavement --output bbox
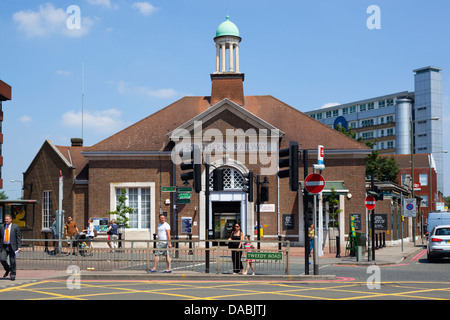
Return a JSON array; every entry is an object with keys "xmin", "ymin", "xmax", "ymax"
[{"xmin": 0, "ymin": 241, "xmax": 426, "ymax": 286}]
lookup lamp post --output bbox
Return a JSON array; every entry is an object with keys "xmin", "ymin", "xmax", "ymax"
[
  {"xmin": 411, "ymin": 116, "xmax": 439, "ymax": 246},
  {"xmin": 10, "ymin": 179, "xmax": 23, "ymax": 199}
]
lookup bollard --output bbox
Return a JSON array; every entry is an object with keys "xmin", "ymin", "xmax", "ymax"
[
  {"xmin": 278, "ymin": 235, "xmax": 282, "ymax": 251},
  {"xmin": 153, "ymin": 233, "xmax": 157, "ymax": 249},
  {"xmin": 375, "ymin": 233, "xmax": 379, "ymax": 249},
  {"xmin": 382, "ymin": 232, "xmax": 386, "ymax": 247},
  {"xmin": 188, "ymin": 233, "xmax": 193, "ymax": 255},
  {"xmin": 336, "ymin": 236, "xmax": 341, "ymax": 258},
  {"xmin": 356, "ymin": 246, "xmax": 362, "ymax": 261}
]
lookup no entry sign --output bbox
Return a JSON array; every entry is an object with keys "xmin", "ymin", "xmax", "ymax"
[
  {"xmin": 365, "ymin": 195, "xmax": 376, "ymax": 210},
  {"xmin": 304, "ymin": 173, "xmax": 325, "ymax": 194}
]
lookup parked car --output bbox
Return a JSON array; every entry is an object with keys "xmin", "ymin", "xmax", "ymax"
[{"xmin": 427, "ymin": 225, "xmax": 450, "ymax": 262}]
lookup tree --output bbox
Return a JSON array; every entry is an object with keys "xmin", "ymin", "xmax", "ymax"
[
  {"xmin": 0, "ymin": 191, "xmax": 8, "ymax": 200},
  {"xmin": 366, "ymin": 150, "xmax": 400, "ymax": 184},
  {"xmin": 105, "ymin": 189, "xmax": 134, "ymax": 228}
]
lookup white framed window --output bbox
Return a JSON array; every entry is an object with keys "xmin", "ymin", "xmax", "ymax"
[
  {"xmin": 110, "ymin": 182, "xmax": 155, "ymax": 230},
  {"xmin": 419, "ymin": 174, "xmax": 428, "ymax": 186},
  {"xmin": 421, "ymin": 195, "xmax": 428, "ymax": 207},
  {"xmin": 42, "ymin": 190, "xmax": 52, "ymax": 229}
]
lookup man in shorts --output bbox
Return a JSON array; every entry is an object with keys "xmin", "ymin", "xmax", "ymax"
[
  {"xmin": 149, "ymin": 214, "xmax": 172, "ymax": 273},
  {"xmin": 64, "ymin": 216, "xmax": 79, "ymax": 255}
]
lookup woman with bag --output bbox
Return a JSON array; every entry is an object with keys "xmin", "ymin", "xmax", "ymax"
[{"xmin": 227, "ymin": 223, "xmax": 243, "ymax": 274}]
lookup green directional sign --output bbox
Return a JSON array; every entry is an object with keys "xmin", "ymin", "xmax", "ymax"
[
  {"xmin": 246, "ymin": 252, "xmax": 283, "ymax": 261},
  {"xmin": 177, "ymin": 193, "xmax": 191, "ymax": 199},
  {"xmin": 161, "ymin": 186, "xmax": 176, "ymax": 192},
  {"xmin": 177, "ymin": 198, "xmax": 191, "ymax": 204},
  {"xmin": 177, "ymin": 187, "xmax": 192, "ymax": 192}
]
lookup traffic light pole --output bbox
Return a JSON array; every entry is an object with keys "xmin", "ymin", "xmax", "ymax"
[
  {"xmin": 303, "ymin": 149, "xmax": 310, "ymax": 274},
  {"xmin": 371, "ymin": 174, "xmax": 375, "ymax": 261},
  {"xmin": 205, "ymin": 157, "xmax": 210, "ymax": 273},
  {"xmin": 256, "ymin": 175, "xmax": 261, "ymax": 249}
]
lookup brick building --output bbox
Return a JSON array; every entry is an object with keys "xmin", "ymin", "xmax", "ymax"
[
  {"xmin": 23, "ymin": 17, "xmax": 375, "ymax": 249},
  {"xmin": 23, "ymin": 139, "xmax": 88, "ymax": 238},
  {"xmin": 0, "ymin": 80, "xmax": 12, "ymax": 189}
]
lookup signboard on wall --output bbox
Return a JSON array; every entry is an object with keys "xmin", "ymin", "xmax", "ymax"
[{"xmin": 374, "ymin": 214, "xmax": 388, "ymax": 230}]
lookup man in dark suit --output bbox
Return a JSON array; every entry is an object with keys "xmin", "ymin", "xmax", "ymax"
[{"xmin": 0, "ymin": 214, "xmax": 22, "ymax": 281}]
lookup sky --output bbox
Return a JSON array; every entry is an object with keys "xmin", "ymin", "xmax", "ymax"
[{"xmin": 0, "ymin": 0, "xmax": 449, "ymax": 200}]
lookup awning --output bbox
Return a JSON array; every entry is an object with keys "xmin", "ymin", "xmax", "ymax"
[{"xmin": 299, "ymin": 181, "xmax": 348, "ymax": 195}]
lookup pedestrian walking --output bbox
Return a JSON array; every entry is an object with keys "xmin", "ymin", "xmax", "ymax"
[
  {"xmin": 85, "ymin": 219, "xmax": 95, "ymax": 250},
  {"xmin": 227, "ymin": 223, "xmax": 243, "ymax": 274},
  {"xmin": 0, "ymin": 214, "xmax": 22, "ymax": 281},
  {"xmin": 107, "ymin": 219, "xmax": 119, "ymax": 252},
  {"xmin": 64, "ymin": 216, "xmax": 79, "ymax": 255},
  {"xmin": 309, "ymin": 224, "xmax": 314, "ymax": 257},
  {"xmin": 242, "ymin": 235, "xmax": 255, "ymax": 275},
  {"xmin": 149, "ymin": 214, "xmax": 172, "ymax": 273},
  {"xmin": 50, "ymin": 216, "xmax": 58, "ymax": 253}
]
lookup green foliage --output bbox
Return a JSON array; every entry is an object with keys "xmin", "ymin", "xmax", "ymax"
[
  {"xmin": 366, "ymin": 150, "xmax": 400, "ymax": 183},
  {"xmin": 0, "ymin": 191, "xmax": 8, "ymax": 200},
  {"xmin": 324, "ymin": 188, "xmax": 342, "ymax": 228},
  {"xmin": 105, "ymin": 189, "xmax": 134, "ymax": 228}
]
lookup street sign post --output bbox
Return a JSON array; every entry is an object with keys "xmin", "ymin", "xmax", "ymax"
[
  {"xmin": 365, "ymin": 195, "xmax": 376, "ymax": 210},
  {"xmin": 304, "ymin": 173, "xmax": 325, "ymax": 194},
  {"xmin": 403, "ymin": 198, "xmax": 417, "ymax": 217}
]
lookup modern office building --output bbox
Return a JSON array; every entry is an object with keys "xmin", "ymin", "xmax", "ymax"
[{"xmin": 305, "ymin": 66, "xmax": 444, "ymax": 194}]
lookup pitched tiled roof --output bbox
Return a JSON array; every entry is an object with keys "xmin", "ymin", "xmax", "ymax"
[
  {"xmin": 86, "ymin": 95, "xmax": 370, "ymax": 152},
  {"xmin": 380, "ymin": 153, "xmax": 431, "ymax": 169},
  {"xmin": 55, "ymin": 145, "xmax": 90, "ymax": 180}
]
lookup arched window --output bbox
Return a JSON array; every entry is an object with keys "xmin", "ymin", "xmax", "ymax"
[{"xmin": 209, "ymin": 167, "xmax": 245, "ymax": 190}]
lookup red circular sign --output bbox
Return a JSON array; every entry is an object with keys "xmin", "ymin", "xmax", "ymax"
[
  {"xmin": 304, "ymin": 173, "xmax": 325, "ymax": 194},
  {"xmin": 365, "ymin": 195, "xmax": 376, "ymax": 210}
]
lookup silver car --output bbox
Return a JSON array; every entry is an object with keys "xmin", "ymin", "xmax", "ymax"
[{"xmin": 427, "ymin": 225, "xmax": 450, "ymax": 262}]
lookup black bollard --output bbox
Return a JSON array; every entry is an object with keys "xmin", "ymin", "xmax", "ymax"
[
  {"xmin": 188, "ymin": 233, "xmax": 193, "ymax": 255},
  {"xmin": 375, "ymin": 233, "xmax": 379, "ymax": 249},
  {"xmin": 336, "ymin": 236, "xmax": 341, "ymax": 258}
]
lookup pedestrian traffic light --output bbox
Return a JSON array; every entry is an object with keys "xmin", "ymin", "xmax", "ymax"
[
  {"xmin": 277, "ymin": 141, "xmax": 299, "ymax": 192},
  {"xmin": 180, "ymin": 145, "xmax": 202, "ymax": 193},
  {"xmin": 212, "ymin": 168, "xmax": 224, "ymax": 191},
  {"xmin": 242, "ymin": 171, "xmax": 254, "ymax": 202}
]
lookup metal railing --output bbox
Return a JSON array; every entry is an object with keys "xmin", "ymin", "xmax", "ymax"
[{"xmin": 17, "ymin": 239, "xmax": 291, "ymax": 275}]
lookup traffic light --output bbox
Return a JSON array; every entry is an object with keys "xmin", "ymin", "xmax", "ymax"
[
  {"xmin": 368, "ymin": 186, "xmax": 384, "ymax": 201},
  {"xmin": 260, "ymin": 186, "xmax": 269, "ymax": 202},
  {"xmin": 242, "ymin": 171, "xmax": 254, "ymax": 202},
  {"xmin": 212, "ymin": 168, "xmax": 224, "ymax": 191},
  {"xmin": 180, "ymin": 145, "xmax": 202, "ymax": 193},
  {"xmin": 277, "ymin": 141, "xmax": 299, "ymax": 192}
]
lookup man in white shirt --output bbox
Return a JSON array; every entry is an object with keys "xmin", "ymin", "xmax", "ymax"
[{"xmin": 149, "ymin": 214, "xmax": 172, "ymax": 273}]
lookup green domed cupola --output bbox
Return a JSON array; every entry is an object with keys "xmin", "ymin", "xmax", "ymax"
[{"xmin": 216, "ymin": 15, "xmax": 240, "ymax": 38}]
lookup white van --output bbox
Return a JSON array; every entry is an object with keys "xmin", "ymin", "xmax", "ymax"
[{"xmin": 427, "ymin": 212, "xmax": 450, "ymax": 235}]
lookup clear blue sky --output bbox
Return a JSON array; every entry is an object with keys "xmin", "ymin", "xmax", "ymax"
[{"xmin": 1, "ymin": 0, "xmax": 449, "ymax": 199}]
